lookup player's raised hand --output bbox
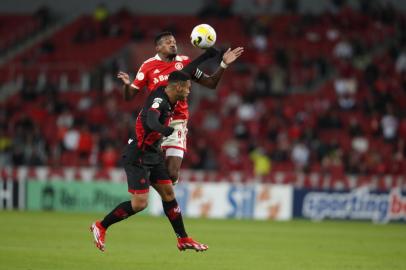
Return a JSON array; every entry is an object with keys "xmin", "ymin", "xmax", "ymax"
[
  {"xmin": 117, "ymin": 71, "xmax": 131, "ymax": 85},
  {"xmin": 222, "ymin": 47, "xmax": 244, "ymax": 65}
]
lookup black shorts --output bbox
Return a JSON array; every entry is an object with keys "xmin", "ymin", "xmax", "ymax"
[{"xmin": 121, "ymin": 140, "xmax": 171, "ymax": 194}]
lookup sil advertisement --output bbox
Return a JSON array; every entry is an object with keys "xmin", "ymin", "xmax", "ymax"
[{"xmin": 149, "ymin": 183, "xmax": 293, "ymax": 220}]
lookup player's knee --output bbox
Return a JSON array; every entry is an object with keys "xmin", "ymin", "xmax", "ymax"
[
  {"xmin": 168, "ymin": 168, "xmax": 179, "ymax": 182},
  {"xmin": 161, "ymin": 189, "xmax": 176, "ymax": 201},
  {"xmin": 131, "ymin": 197, "xmax": 148, "ymax": 212}
]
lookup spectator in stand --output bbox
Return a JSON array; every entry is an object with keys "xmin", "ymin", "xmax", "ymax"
[
  {"xmin": 63, "ymin": 126, "xmax": 79, "ymax": 152},
  {"xmin": 381, "ymin": 104, "xmax": 399, "ymax": 143},
  {"xmin": 73, "ymin": 25, "xmax": 97, "ymax": 43},
  {"xmin": 100, "ymin": 144, "xmax": 119, "ymax": 168},
  {"xmin": 77, "ymin": 124, "xmax": 94, "ymax": 166},
  {"xmin": 270, "ymin": 65, "xmax": 288, "ymax": 96},
  {"xmin": 395, "ymin": 47, "xmax": 406, "ymax": 73},
  {"xmin": 192, "ymin": 139, "xmax": 218, "ymax": 170},
  {"xmin": 334, "ymin": 61, "xmax": 357, "ymax": 110},
  {"xmin": 291, "ymin": 141, "xmax": 310, "ymax": 172},
  {"xmin": 271, "ymin": 131, "xmax": 290, "ymax": 162},
  {"xmin": 252, "ymin": 68, "xmax": 271, "ymax": 97},
  {"xmin": 34, "ymin": 5, "xmax": 53, "ymax": 29},
  {"xmin": 93, "ymin": 3, "xmax": 109, "ymax": 22},
  {"xmin": 0, "ymin": 125, "xmax": 12, "ymax": 166},
  {"xmin": 250, "ymin": 147, "xmax": 271, "ymax": 176},
  {"xmin": 334, "ymin": 38, "xmax": 353, "ymax": 59},
  {"xmin": 24, "ymin": 126, "xmax": 48, "ymax": 166},
  {"xmin": 318, "ymin": 109, "xmax": 342, "ymax": 129}
]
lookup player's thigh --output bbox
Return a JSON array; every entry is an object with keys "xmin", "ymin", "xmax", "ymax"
[
  {"xmin": 150, "ymin": 163, "xmax": 175, "ymax": 201},
  {"xmin": 123, "ymin": 162, "xmax": 150, "ymax": 195},
  {"xmin": 161, "ymin": 120, "xmax": 188, "ymax": 154},
  {"xmin": 121, "ymin": 140, "xmax": 150, "ymax": 194},
  {"xmin": 149, "ymin": 162, "xmax": 172, "ymax": 185},
  {"xmin": 165, "ymin": 155, "xmax": 183, "ymax": 174}
]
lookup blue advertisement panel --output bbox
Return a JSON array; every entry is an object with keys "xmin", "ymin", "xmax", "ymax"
[{"xmin": 293, "ymin": 188, "xmax": 406, "ymax": 223}]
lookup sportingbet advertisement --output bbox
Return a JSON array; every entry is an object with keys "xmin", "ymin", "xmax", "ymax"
[
  {"xmin": 293, "ymin": 187, "xmax": 406, "ymax": 223},
  {"xmin": 149, "ymin": 183, "xmax": 293, "ymax": 220}
]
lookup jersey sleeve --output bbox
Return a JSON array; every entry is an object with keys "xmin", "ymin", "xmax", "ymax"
[
  {"xmin": 147, "ymin": 97, "xmax": 173, "ymax": 136},
  {"xmin": 182, "ymin": 56, "xmax": 204, "ymax": 81},
  {"xmin": 131, "ymin": 63, "xmax": 148, "ymax": 90},
  {"xmin": 193, "ymin": 68, "xmax": 204, "ymax": 80}
]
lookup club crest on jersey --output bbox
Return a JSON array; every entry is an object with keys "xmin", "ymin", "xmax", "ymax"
[
  {"xmin": 152, "ymin": 102, "xmax": 160, "ymax": 109},
  {"xmin": 136, "ymin": 72, "xmax": 144, "ymax": 80},
  {"xmin": 153, "ymin": 98, "xmax": 163, "ymax": 104},
  {"xmin": 175, "ymin": 62, "xmax": 183, "ymax": 70}
]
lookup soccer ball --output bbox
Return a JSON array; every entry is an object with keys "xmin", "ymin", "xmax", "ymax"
[{"xmin": 190, "ymin": 24, "xmax": 216, "ymax": 49}]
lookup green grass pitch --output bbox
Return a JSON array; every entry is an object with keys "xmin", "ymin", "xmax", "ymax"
[{"xmin": 0, "ymin": 211, "xmax": 405, "ymax": 270}]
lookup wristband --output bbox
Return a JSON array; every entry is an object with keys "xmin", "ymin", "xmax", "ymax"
[{"xmin": 220, "ymin": 61, "xmax": 228, "ymax": 69}]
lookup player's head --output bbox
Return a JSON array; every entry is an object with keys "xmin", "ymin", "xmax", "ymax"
[
  {"xmin": 167, "ymin": 71, "xmax": 191, "ymax": 101},
  {"xmin": 155, "ymin": 31, "xmax": 177, "ymax": 58}
]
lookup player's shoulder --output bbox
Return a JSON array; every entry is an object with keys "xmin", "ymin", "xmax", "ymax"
[
  {"xmin": 150, "ymin": 87, "xmax": 169, "ymax": 106},
  {"xmin": 176, "ymin": 55, "xmax": 190, "ymax": 62},
  {"xmin": 143, "ymin": 56, "xmax": 157, "ymax": 64}
]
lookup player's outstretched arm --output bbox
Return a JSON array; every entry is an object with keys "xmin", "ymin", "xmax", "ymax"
[
  {"xmin": 182, "ymin": 47, "xmax": 220, "ymax": 75},
  {"xmin": 117, "ymin": 71, "xmax": 137, "ymax": 101},
  {"xmin": 197, "ymin": 47, "xmax": 244, "ymax": 89}
]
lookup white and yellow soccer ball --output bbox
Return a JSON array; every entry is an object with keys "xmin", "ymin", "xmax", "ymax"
[{"xmin": 190, "ymin": 24, "xmax": 216, "ymax": 49}]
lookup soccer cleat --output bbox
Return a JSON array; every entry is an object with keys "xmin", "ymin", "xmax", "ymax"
[
  {"xmin": 90, "ymin": 221, "xmax": 106, "ymax": 252},
  {"xmin": 177, "ymin": 237, "xmax": 208, "ymax": 252}
]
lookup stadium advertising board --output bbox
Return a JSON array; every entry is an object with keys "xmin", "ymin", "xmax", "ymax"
[
  {"xmin": 294, "ymin": 188, "xmax": 406, "ymax": 223},
  {"xmin": 149, "ymin": 183, "xmax": 293, "ymax": 220},
  {"xmin": 0, "ymin": 169, "xmax": 25, "ymax": 210},
  {"xmin": 26, "ymin": 180, "xmax": 139, "ymax": 213}
]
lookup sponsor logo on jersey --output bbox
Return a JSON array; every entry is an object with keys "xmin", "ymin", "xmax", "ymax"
[
  {"xmin": 175, "ymin": 62, "xmax": 183, "ymax": 70},
  {"xmin": 153, "ymin": 74, "xmax": 170, "ymax": 84}
]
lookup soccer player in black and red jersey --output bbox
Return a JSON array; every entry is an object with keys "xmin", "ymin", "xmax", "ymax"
[
  {"xmin": 118, "ymin": 31, "xmax": 243, "ymax": 184},
  {"xmin": 91, "ymin": 71, "xmax": 209, "ymax": 252}
]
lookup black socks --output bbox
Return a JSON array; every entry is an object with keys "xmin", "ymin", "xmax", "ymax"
[
  {"xmin": 162, "ymin": 199, "xmax": 188, "ymax": 238},
  {"xmin": 100, "ymin": 201, "xmax": 135, "ymax": 229}
]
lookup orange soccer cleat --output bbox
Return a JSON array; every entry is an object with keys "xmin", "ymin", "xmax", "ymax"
[
  {"xmin": 90, "ymin": 221, "xmax": 106, "ymax": 252},
  {"xmin": 177, "ymin": 237, "xmax": 208, "ymax": 252}
]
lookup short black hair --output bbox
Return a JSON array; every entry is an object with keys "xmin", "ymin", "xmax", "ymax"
[
  {"xmin": 154, "ymin": 31, "xmax": 174, "ymax": 45},
  {"xmin": 168, "ymin": 71, "xmax": 190, "ymax": 83}
]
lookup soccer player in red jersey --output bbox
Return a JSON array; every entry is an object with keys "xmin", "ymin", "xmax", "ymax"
[
  {"xmin": 118, "ymin": 31, "xmax": 243, "ymax": 184},
  {"xmin": 91, "ymin": 71, "xmax": 208, "ymax": 252}
]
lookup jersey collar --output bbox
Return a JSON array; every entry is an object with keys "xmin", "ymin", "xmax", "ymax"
[{"xmin": 154, "ymin": 54, "xmax": 182, "ymax": 62}]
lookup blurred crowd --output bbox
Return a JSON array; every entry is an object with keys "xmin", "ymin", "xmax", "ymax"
[{"xmin": 0, "ymin": 0, "xmax": 405, "ymax": 177}]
